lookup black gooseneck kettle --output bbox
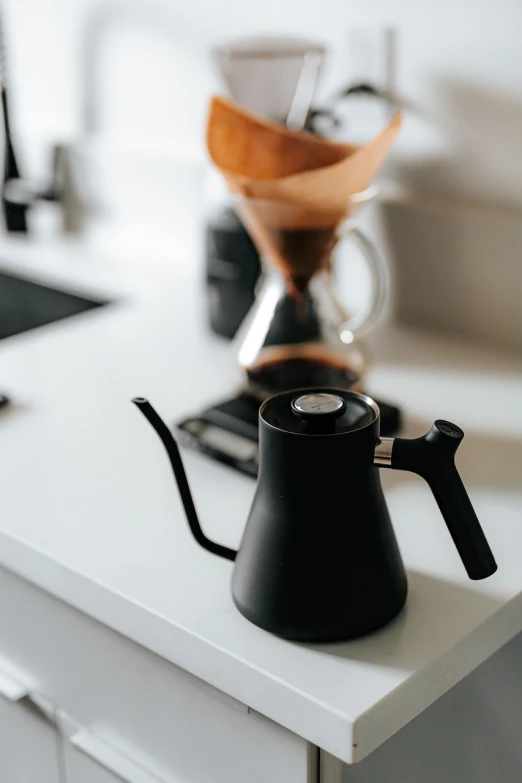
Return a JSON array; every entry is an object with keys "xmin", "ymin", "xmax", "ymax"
[{"xmin": 133, "ymin": 389, "xmax": 497, "ymax": 642}]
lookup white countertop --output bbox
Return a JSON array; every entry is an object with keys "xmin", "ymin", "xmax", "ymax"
[{"xmin": 0, "ymin": 234, "xmax": 521, "ymax": 764}]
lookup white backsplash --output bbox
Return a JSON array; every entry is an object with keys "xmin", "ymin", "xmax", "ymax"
[{"xmin": 380, "ymin": 194, "xmax": 522, "ymax": 351}]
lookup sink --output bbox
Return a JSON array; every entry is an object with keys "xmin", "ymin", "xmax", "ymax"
[{"xmin": 0, "ymin": 269, "xmax": 108, "ymax": 340}]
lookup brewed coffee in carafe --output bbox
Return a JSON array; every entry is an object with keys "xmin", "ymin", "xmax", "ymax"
[{"xmin": 235, "ymin": 191, "xmax": 388, "ymax": 399}]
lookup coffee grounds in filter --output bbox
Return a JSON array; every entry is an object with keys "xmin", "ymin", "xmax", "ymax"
[{"xmin": 237, "ymin": 198, "xmax": 345, "ymax": 297}]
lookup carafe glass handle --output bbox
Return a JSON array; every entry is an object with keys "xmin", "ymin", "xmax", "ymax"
[{"xmin": 338, "ymin": 226, "xmax": 390, "ymax": 339}]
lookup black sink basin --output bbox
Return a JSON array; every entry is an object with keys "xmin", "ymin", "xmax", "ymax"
[{"xmin": 0, "ymin": 269, "xmax": 108, "ymax": 340}]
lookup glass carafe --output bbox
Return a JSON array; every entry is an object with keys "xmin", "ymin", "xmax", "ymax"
[{"xmin": 234, "ymin": 189, "xmax": 389, "ymax": 399}]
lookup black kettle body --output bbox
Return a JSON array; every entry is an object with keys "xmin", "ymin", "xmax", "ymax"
[
  {"xmin": 133, "ymin": 390, "xmax": 497, "ymax": 642},
  {"xmin": 232, "ymin": 391, "xmax": 407, "ymax": 640}
]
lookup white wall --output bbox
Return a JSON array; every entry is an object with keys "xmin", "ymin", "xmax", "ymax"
[{"xmin": 4, "ymin": 0, "xmax": 522, "ymax": 210}]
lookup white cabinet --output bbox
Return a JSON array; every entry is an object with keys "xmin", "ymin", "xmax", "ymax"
[
  {"xmin": 63, "ymin": 738, "xmax": 139, "ymax": 783},
  {"xmin": 0, "ymin": 671, "xmax": 61, "ymax": 783},
  {"xmin": 0, "ymin": 566, "xmax": 311, "ymax": 783},
  {"xmin": 60, "ymin": 720, "xmax": 180, "ymax": 783}
]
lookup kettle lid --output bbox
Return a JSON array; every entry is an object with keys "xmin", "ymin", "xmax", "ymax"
[{"xmin": 261, "ymin": 388, "xmax": 379, "ymax": 436}]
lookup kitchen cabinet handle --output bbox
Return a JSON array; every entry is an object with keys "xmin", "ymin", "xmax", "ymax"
[
  {"xmin": 0, "ymin": 662, "xmax": 57, "ymax": 724},
  {"xmin": 70, "ymin": 728, "xmax": 175, "ymax": 783},
  {"xmin": 0, "ymin": 663, "xmax": 31, "ymax": 702}
]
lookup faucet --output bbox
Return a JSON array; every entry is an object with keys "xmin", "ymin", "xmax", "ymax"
[
  {"xmin": 3, "ymin": 144, "xmax": 85, "ymax": 234},
  {"xmin": 0, "ymin": 0, "xmax": 106, "ymax": 237},
  {"xmin": 1, "ymin": 0, "xmax": 84, "ymax": 234},
  {"xmin": 2, "ymin": 1, "xmax": 187, "ymax": 236},
  {"xmin": 2, "ymin": 1, "xmax": 141, "ymax": 236},
  {"xmin": 81, "ymin": 1, "xmax": 133, "ymax": 137}
]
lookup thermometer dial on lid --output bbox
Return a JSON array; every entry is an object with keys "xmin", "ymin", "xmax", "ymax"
[{"xmin": 291, "ymin": 392, "xmax": 346, "ymax": 433}]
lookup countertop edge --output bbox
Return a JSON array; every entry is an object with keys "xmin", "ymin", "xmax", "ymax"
[
  {"xmin": 351, "ymin": 595, "xmax": 522, "ymax": 762},
  {"xmin": 2, "ymin": 529, "xmax": 521, "ymax": 764},
  {"xmin": 0, "ymin": 530, "xmax": 352, "ymax": 759}
]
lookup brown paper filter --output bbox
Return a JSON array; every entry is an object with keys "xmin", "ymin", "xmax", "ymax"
[
  {"xmin": 207, "ymin": 95, "xmax": 355, "ymax": 179},
  {"xmin": 207, "ymin": 95, "xmax": 401, "ymax": 294},
  {"xmin": 237, "ymin": 111, "xmax": 401, "ymax": 209}
]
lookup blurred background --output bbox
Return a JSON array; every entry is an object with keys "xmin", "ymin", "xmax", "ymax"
[{"xmin": 2, "ymin": 0, "xmax": 522, "ymax": 349}]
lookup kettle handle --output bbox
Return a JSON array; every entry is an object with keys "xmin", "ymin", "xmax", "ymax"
[
  {"xmin": 132, "ymin": 398, "xmax": 237, "ymax": 562},
  {"xmin": 375, "ymin": 420, "xmax": 497, "ymax": 580}
]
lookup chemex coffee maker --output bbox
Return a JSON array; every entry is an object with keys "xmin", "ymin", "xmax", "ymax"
[
  {"xmin": 181, "ymin": 97, "xmax": 404, "ymax": 479},
  {"xmin": 133, "ymin": 390, "xmax": 497, "ymax": 642},
  {"xmin": 205, "ymin": 36, "xmax": 326, "ymax": 339}
]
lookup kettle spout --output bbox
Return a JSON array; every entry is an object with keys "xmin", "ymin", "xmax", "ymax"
[{"xmin": 132, "ymin": 398, "xmax": 237, "ymax": 562}]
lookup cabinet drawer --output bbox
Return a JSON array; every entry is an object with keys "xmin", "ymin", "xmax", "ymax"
[
  {"xmin": 63, "ymin": 727, "xmax": 164, "ymax": 783},
  {"xmin": 0, "ymin": 566, "xmax": 309, "ymax": 783},
  {"xmin": 0, "ymin": 661, "xmax": 61, "ymax": 783},
  {"xmin": 64, "ymin": 745, "xmax": 121, "ymax": 783}
]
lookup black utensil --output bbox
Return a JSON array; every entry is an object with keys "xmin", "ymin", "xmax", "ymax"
[{"xmin": 1, "ymin": 8, "xmax": 28, "ymax": 233}]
